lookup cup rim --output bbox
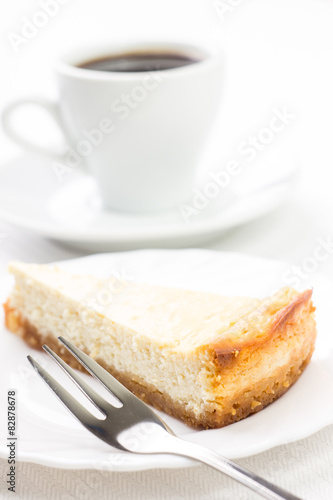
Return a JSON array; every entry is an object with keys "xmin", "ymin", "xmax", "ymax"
[{"xmin": 55, "ymin": 41, "xmax": 222, "ymax": 80}]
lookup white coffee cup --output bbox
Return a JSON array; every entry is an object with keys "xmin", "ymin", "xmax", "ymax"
[{"xmin": 2, "ymin": 42, "xmax": 223, "ymax": 212}]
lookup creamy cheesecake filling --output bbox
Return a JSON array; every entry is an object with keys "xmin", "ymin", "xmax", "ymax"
[
  {"xmin": 10, "ymin": 263, "xmax": 263, "ymax": 347},
  {"xmin": 8, "ymin": 274, "xmax": 241, "ymax": 414},
  {"xmin": 7, "ymin": 263, "xmax": 315, "ymax": 420}
]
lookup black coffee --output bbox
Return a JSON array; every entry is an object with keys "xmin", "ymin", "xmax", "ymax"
[{"xmin": 79, "ymin": 52, "xmax": 199, "ymax": 73}]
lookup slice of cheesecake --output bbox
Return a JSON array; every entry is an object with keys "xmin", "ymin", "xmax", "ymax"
[{"xmin": 4, "ymin": 261, "xmax": 316, "ymax": 429}]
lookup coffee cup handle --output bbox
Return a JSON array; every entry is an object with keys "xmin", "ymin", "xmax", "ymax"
[{"xmin": 2, "ymin": 97, "xmax": 68, "ymax": 161}]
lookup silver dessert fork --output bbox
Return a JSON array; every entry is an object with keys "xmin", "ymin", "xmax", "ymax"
[{"xmin": 28, "ymin": 337, "xmax": 302, "ymax": 500}]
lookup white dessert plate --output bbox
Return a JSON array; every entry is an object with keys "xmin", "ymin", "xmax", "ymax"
[
  {"xmin": 0, "ymin": 153, "xmax": 296, "ymax": 251},
  {"xmin": 1, "ymin": 249, "xmax": 332, "ymax": 472}
]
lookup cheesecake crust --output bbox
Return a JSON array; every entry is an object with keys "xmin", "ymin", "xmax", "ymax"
[{"xmin": 3, "ymin": 291, "xmax": 316, "ymax": 429}]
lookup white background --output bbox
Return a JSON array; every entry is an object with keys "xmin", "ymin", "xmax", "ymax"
[{"xmin": 1, "ymin": 1, "xmax": 333, "ymax": 499}]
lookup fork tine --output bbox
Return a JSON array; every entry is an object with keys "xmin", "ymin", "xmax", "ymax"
[
  {"xmin": 58, "ymin": 336, "xmax": 133, "ymax": 402},
  {"xmin": 27, "ymin": 355, "xmax": 104, "ymax": 436},
  {"xmin": 42, "ymin": 345, "xmax": 109, "ymax": 415}
]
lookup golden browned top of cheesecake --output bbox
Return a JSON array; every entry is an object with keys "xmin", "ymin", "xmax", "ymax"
[{"xmin": 7, "ymin": 261, "xmax": 308, "ymax": 356}]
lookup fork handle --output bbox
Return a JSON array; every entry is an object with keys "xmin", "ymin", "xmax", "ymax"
[{"xmin": 168, "ymin": 436, "xmax": 302, "ymax": 500}]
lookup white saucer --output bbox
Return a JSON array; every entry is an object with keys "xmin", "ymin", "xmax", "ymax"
[
  {"xmin": 0, "ymin": 154, "xmax": 296, "ymax": 251},
  {"xmin": 1, "ymin": 249, "xmax": 333, "ymax": 471}
]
